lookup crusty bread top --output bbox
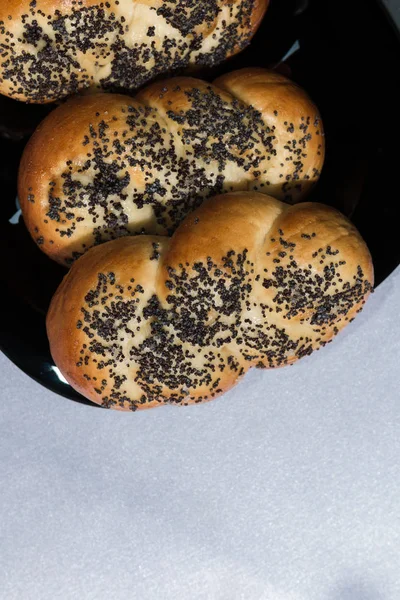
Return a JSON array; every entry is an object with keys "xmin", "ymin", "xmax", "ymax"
[
  {"xmin": 19, "ymin": 68, "xmax": 325, "ymax": 266},
  {"xmin": 0, "ymin": 0, "xmax": 268, "ymax": 103},
  {"xmin": 47, "ymin": 192, "xmax": 373, "ymax": 411}
]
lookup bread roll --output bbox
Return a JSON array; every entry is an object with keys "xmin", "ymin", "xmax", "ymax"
[
  {"xmin": 47, "ymin": 192, "xmax": 373, "ymax": 411},
  {"xmin": 19, "ymin": 68, "xmax": 325, "ymax": 266},
  {"xmin": 0, "ymin": 0, "xmax": 268, "ymax": 103}
]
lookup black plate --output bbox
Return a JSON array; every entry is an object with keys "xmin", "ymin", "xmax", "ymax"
[{"xmin": 1, "ymin": 0, "xmax": 399, "ymax": 407}]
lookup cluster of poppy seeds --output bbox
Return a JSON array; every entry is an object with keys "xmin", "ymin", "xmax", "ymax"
[
  {"xmin": 0, "ymin": 0, "xmax": 258, "ymax": 102},
  {"xmin": 32, "ymin": 82, "xmax": 318, "ymax": 264},
  {"xmin": 74, "ymin": 232, "xmax": 372, "ymax": 410}
]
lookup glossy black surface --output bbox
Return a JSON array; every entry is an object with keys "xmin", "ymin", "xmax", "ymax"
[{"xmin": 0, "ymin": 0, "xmax": 399, "ymax": 407}]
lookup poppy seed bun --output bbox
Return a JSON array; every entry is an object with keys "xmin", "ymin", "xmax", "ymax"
[
  {"xmin": 0, "ymin": 0, "xmax": 268, "ymax": 103},
  {"xmin": 47, "ymin": 192, "xmax": 373, "ymax": 411},
  {"xmin": 19, "ymin": 68, "xmax": 325, "ymax": 266}
]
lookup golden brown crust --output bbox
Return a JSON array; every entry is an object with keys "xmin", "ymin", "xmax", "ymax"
[
  {"xmin": 47, "ymin": 192, "xmax": 374, "ymax": 411},
  {"xmin": 0, "ymin": 0, "xmax": 269, "ymax": 103},
  {"xmin": 229, "ymin": 0, "xmax": 269, "ymax": 57},
  {"xmin": 47, "ymin": 235, "xmax": 170, "ymax": 409},
  {"xmin": 19, "ymin": 68, "xmax": 325, "ymax": 266},
  {"xmin": 250, "ymin": 0, "xmax": 270, "ymax": 31},
  {"xmin": 18, "ymin": 93, "xmax": 145, "ymax": 264},
  {"xmin": 214, "ymin": 68, "xmax": 325, "ymax": 200}
]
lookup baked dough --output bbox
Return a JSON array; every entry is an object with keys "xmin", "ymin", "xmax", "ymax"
[
  {"xmin": 47, "ymin": 192, "xmax": 373, "ymax": 410},
  {"xmin": 0, "ymin": 0, "xmax": 268, "ymax": 103},
  {"xmin": 19, "ymin": 68, "xmax": 325, "ymax": 265}
]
